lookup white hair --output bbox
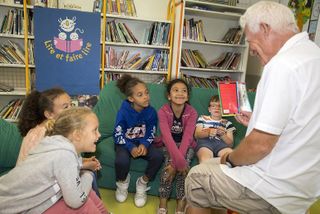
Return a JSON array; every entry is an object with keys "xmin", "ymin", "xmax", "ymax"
[{"xmin": 240, "ymin": 1, "xmax": 299, "ymax": 34}]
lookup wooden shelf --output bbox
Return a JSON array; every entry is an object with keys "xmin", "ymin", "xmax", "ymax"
[
  {"xmin": 180, "ymin": 66, "xmax": 244, "ymax": 73},
  {"xmin": 0, "ymin": 2, "xmax": 33, "ymax": 9},
  {"xmin": 0, "ymin": 88, "xmax": 26, "ymax": 96},
  {"xmin": 0, "ymin": 33, "xmax": 34, "ymax": 39},
  {"xmin": 104, "ymin": 68, "xmax": 168, "ymax": 75},
  {"xmin": 182, "ymin": 39, "xmax": 246, "ymax": 48},
  {"xmin": 104, "ymin": 42, "xmax": 170, "ymax": 50},
  {"xmin": 104, "ymin": 14, "xmax": 171, "ymax": 24},
  {"xmin": 0, "ymin": 64, "xmax": 35, "ymax": 68}
]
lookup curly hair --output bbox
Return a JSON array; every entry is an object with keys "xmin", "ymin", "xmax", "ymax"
[
  {"xmin": 116, "ymin": 74, "xmax": 145, "ymax": 97},
  {"xmin": 18, "ymin": 88, "xmax": 67, "ymax": 136}
]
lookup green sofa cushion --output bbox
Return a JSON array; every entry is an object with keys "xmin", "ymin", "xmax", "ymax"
[
  {"xmin": 0, "ymin": 119, "xmax": 22, "ymax": 171},
  {"xmin": 93, "ymin": 81, "xmax": 256, "ymax": 197}
]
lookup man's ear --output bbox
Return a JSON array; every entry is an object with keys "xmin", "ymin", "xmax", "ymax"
[{"xmin": 260, "ymin": 23, "xmax": 271, "ymax": 37}]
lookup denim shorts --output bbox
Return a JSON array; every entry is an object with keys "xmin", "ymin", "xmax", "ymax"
[{"xmin": 195, "ymin": 137, "xmax": 230, "ymax": 157}]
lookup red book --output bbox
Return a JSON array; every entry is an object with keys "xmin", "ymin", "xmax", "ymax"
[
  {"xmin": 218, "ymin": 81, "xmax": 239, "ymax": 116},
  {"xmin": 218, "ymin": 81, "xmax": 252, "ymax": 116}
]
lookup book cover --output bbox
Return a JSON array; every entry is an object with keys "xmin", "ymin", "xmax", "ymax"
[
  {"xmin": 218, "ymin": 81, "xmax": 239, "ymax": 116},
  {"xmin": 218, "ymin": 81, "xmax": 252, "ymax": 116}
]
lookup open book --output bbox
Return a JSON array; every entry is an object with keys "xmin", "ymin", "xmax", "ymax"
[{"xmin": 217, "ymin": 81, "xmax": 252, "ymax": 116}]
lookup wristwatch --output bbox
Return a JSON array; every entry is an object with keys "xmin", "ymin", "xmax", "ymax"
[{"xmin": 225, "ymin": 153, "xmax": 236, "ymax": 168}]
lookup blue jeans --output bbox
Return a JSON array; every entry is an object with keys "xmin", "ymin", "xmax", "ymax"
[
  {"xmin": 91, "ymin": 171, "xmax": 101, "ymax": 198},
  {"xmin": 115, "ymin": 143, "xmax": 164, "ymax": 181}
]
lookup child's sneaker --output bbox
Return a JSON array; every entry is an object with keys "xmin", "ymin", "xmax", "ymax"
[
  {"xmin": 157, "ymin": 207, "xmax": 168, "ymax": 214},
  {"xmin": 115, "ymin": 174, "xmax": 130, "ymax": 202},
  {"xmin": 134, "ymin": 176, "xmax": 150, "ymax": 207}
]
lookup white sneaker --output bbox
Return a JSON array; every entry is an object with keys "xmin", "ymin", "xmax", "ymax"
[
  {"xmin": 157, "ymin": 207, "xmax": 168, "ymax": 214},
  {"xmin": 115, "ymin": 174, "xmax": 130, "ymax": 202},
  {"xmin": 134, "ymin": 177, "xmax": 150, "ymax": 207}
]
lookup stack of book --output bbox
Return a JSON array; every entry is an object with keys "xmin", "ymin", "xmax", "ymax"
[
  {"xmin": 142, "ymin": 22, "xmax": 171, "ymax": 46},
  {"xmin": 0, "ymin": 8, "xmax": 33, "ymax": 36},
  {"xmin": 106, "ymin": 20, "xmax": 139, "ymax": 43},
  {"xmin": 95, "ymin": 0, "xmax": 137, "ymax": 16},
  {"xmin": 183, "ymin": 74, "xmax": 232, "ymax": 88},
  {"xmin": 221, "ymin": 27, "xmax": 244, "ymax": 44},
  {"xmin": 0, "ymin": 98, "xmax": 24, "ymax": 121},
  {"xmin": 0, "ymin": 40, "xmax": 25, "ymax": 64},
  {"xmin": 106, "ymin": 47, "xmax": 169, "ymax": 71},
  {"xmin": 181, "ymin": 49, "xmax": 208, "ymax": 68},
  {"xmin": 183, "ymin": 18, "xmax": 206, "ymax": 42},
  {"xmin": 207, "ymin": 51, "xmax": 241, "ymax": 70}
]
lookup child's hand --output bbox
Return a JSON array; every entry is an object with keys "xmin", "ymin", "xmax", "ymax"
[
  {"xmin": 208, "ymin": 128, "xmax": 218, "ymax": 137},
  {"xmin": 137, "ymin": 144, "xmax": 147, "ymax": 156},
  {"xmin": 163, "ymin": 164, "xmax": 176, "ymax": 182},
  {"xmin": 178, "ymin": 167, "xmax": 189, "ymax": 177},
  {"xmin": 131, "ymin": 147, "xmax": 140, "ymax": 158},
  {"xmin": 82, "ymin": 156, "xmax": 101, "ymax": 171},
  {"xmin": 216, "ymin": 126, "xmax": 227, "ymax": 136}
]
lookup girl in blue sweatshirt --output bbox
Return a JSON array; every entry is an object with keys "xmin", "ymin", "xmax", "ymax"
[{"xmin": 113, "ymin": 74, "xmax": 164, "ymax": 208}]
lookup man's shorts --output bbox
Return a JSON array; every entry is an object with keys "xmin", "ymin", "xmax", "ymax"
[
  {"xmin": 195, "ymin": 137, "xmax": 230, "ymax": 157},
  {"xmin": 185, "ymin": 158, "xmax": 281, "ymax": 214}
]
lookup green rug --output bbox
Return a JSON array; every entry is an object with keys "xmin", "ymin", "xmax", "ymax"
[
  {"xmin": 100, "ymin": 188, "xmax": 176, "ymax": 214},
  {"xmin": 100, "ymin": 188, "xmax": 320, "ymax": 214}
]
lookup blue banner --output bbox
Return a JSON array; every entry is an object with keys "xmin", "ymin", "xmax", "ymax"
[{"xmin": 34, "ymin": 7, "xmax": 100, "ymax": 95}]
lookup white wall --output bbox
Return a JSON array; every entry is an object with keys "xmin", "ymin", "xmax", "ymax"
[{"xmin": 135, "ymin": 0, "xmax": 170, "ymax": 20}]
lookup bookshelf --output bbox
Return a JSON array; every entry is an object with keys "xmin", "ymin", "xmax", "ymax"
[
  {"xmin": 0, "ymin": 2, "xmax": 34, "ymax": 122},
  {"xmin": 100, "ymin": 0, "xmax": 175, "ymax": 84},
  {"xmin": 0, "ymin": 0, "xmax": 174, "ymax": 121},
  {"xmin": 175, "ymin": 0, "xmax": 249, "ymax": 88}
]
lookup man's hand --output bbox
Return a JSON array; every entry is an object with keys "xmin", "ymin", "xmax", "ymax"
[{"xmin": 235, "ymin": 111, "xmax": 252, "ymax": 127}]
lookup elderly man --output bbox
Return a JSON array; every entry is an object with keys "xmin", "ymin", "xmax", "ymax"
[{"xmin": 185, "ymin": 1, "xmax": 320, "ymax": 214}]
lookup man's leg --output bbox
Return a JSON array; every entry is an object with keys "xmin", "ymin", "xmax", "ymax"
[{"xmin": 185, "ymin": 158, "xmax": 280, "ymax": 214}]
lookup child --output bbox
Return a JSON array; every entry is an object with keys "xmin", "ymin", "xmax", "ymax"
[
  {"xmin": 157, "ymin": 79, "xmax": 198, "ymax": 214},
  {"xmin": 113, "ymin": 74, "xmax": 164, "ymax": 207},
  {"xmin": 17, "ymin": 88, "xmax": 102, "ymax": 197},
  {"xmin": 0, "ymin": 108, "xmax": 109, "ymax": 214},
  {"xmin": 194, "ymin": 95, "xmax": 235, "ymax": 163}
]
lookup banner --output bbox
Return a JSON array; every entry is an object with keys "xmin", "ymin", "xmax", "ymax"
[{"xmin": 34, "ymin": 7, "xmax": 100, "ymax": 95}]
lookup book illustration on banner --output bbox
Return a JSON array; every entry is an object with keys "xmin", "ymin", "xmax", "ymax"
[
  {"xmin": 34, "ymin": 7, "xmax": 100, "ymax": 95},
  {"xmin": 54, "ymin": 17, "xmax": 84, "ymax": 53},
  {"xmin": 217, "ymin": 81, "xmax": 252, "ymax": 117}
]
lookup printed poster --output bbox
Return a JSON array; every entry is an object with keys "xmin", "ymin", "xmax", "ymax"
[{"xmin": 34, "ymin": 7, "xmax": 100, "ymax": 95}]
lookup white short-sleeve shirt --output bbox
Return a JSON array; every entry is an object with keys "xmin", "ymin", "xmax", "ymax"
[{"xmin": 222, "ymin": 32, "xmax": 320, "ymax": 214}]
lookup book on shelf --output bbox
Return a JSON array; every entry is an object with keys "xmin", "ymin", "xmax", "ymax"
[
  {"xmin": 0, "ymin": 98, "xmax": 24, "ymax": 121},
  {"xmin": 0, "ymin": 82, "xmax": 14, "ymax": 92},
  {"xmin": 106, "ymin": 47, "xmax": 169, "ymax": 71},
  {"xmin": 183, "ymin": 74, "xmax": 232, "ymax": 88},
  {"xmin": 183, "ymin": 18, "xmax": 206, "ymax": 42},
  {"xmin": 221, "ymin": 27, "xmax": 244, "ymax": 44},
  {"xmin": 58, "ymin": 0, "xmax": 96, "ymax": 12},
  {"xmin": 217, "ymin": 81, "xmax": 252, "ymax": 116},
  {"xmin": 99, "ymin": 0, "xmax": 136, "ymax": 16}
]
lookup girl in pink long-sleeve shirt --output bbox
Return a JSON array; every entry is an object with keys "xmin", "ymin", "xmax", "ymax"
[{"xmin": 156, "ymin": 79, "xmax": 198, "ymax": 214}]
